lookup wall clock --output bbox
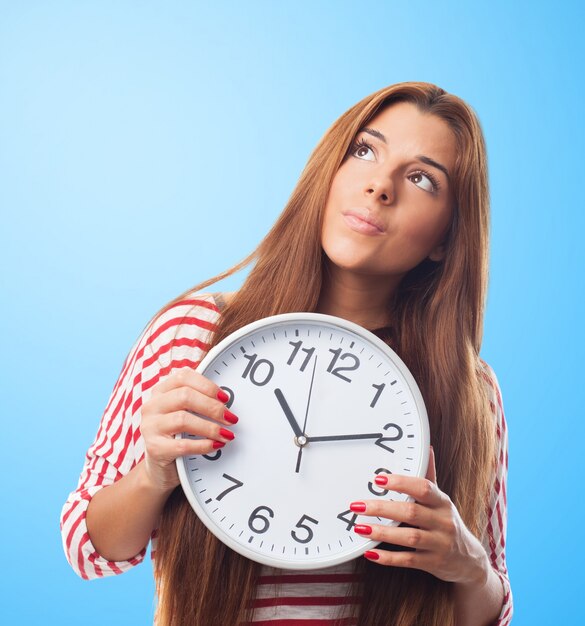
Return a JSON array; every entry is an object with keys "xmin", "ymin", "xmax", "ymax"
[{"xmin": 176, "ymin": 312, "xmax": 429, "ymax": 569}]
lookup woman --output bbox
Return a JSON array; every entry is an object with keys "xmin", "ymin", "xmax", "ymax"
[{"xmin": 61, "ymin": 82, "xmax": 512, "ymax": 625}]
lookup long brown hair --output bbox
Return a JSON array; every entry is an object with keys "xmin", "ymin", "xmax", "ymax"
[{"xmin": 153, "ymin": 81, "xmax": 495, "ymax": 625}]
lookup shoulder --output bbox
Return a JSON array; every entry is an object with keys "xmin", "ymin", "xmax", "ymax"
[
  {"xmin": 157, "ymin": 290, "xmax": 223, "ymax": 321},
  {"xmin": 477, "ymin": 359, "xmax": 509, "ymax": 457},
  {"xmin": 149, "ymin": 290, "xmax": 221, "ymax": 337},
  {"xmin": 218, "ymin": 291, "xmax": 237, "ymax": 307},
  {"xmin": 123, "ymin": 290, "xmax": 239, "ymax": 379},
  {"xmin": 129, "ymin": 292, "xmax": 223, "ymax": 373},
  {"xmin": 477, "ymin": 358, "xmax": 505, "ymax": 418}
]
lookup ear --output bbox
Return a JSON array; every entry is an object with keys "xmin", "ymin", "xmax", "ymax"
[{"xmin": 428, "ymin": 243, "xmax": 446, "ymax": 262}]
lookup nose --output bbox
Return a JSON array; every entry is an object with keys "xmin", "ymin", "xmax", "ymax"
[{"xmin": 364, "ymin": 173, "xmax": 394, "ymax": 206}]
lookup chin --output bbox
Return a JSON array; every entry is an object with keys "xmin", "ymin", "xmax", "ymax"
[{"xmin": 323, "ymin": 247, "xmax": 379, "ymax": 274}]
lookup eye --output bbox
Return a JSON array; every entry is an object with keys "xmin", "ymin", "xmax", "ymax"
[
  {"xmin": 409, "ymin": 171, "xmax": 440, "ymax": 193},
  {"xmin": 349, "ymin": 138, "xmax": 375, "ymax": 162}
]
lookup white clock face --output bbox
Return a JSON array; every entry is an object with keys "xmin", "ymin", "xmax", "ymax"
[{"xmin": 176, "ymin": 313, "xmax": 429, "ymax": 570}]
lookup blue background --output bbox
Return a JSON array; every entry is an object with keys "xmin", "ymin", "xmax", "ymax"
[{"xmin": 1, "ymin": 1, "xmax": 582, "ymax": 623}]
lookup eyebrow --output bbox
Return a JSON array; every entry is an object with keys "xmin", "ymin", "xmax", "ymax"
[{"xmin": 361, "ymin": 127, "xmax": 451, "ymax": 181}]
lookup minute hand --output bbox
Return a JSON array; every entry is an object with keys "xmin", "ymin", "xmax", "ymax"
[{"xmin": 306, "ymin": 433, "xmax": 382, "ymax": 443}]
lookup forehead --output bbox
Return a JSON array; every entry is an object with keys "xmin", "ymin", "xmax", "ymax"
[{"xmin": 363, "ymin": 102, "xmax": 457, "ymax": 171}]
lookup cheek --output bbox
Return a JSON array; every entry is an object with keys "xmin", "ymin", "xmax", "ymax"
[
  {"xmin": 320, "ymin": 198, "xmax": 333, "ymax": 243},
  {"xmin": 321, "ymin": 181, "xmax": 344, "ymax": 241},
  {"xmin": 405, "ymin": 205, "xmax": 452, "ymax": 249},
  {"xmin": 326, "ymin": 167, "xmax": 356, "ymax": 206},
  {"xmin": 407, "ymin": 221, "xmax": 441, "ymax": 249},
  {"xmin": 324, "ymin": 177, "xmax": 344, "ymax": 211},
  {"xmin": 320, "ymin": 209, "xmax": 342, "ymax": 255}
]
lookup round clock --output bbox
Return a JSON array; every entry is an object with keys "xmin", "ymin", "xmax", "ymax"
[{"xmin": 176, "ymin": 312, "xmax": 430, "ymax": 570}]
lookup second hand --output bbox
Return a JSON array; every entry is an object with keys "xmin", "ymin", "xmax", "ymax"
[{"xmin": 295, "ymin": 354, "xmax": 318, "ymax": 474}]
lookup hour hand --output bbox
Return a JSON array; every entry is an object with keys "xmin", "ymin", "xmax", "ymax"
[{"xmin": 274, "ymin": 388, "xmax": 303, "ymax": 438}]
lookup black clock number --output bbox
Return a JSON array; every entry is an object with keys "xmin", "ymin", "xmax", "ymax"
[
  {"xmin": 291, "ymin": 514, "xmax": 319, "ymax": 544},
  {"xmin": 218, "ymin": 385, "xmax": 235, "ymax": 408},
  {"xmin": 215, "ymin": 473, "xmax": 244, "ymax": 501},
  {"xmin": 370, "ymin": 382, "xmax": 386, "ymax": 408},
  {"xmin": 248, "ymin": 505, "xmax": 275, "ymax": 534},
  {"xmin": 337, "ymin": 509, "xmax": 359, "ymax": 531},
  {"xmin": 368, "ymin": 467, "xmax": 393, "ymax": 496},
  {"xmin": 327, "ymin": 348, "xmax": 360, "ymax": 383},
  {"xmin": 287, "ymin": 340, "xmax": 316, "ymax": 372},
  {"xmin": 203, "ymin": 449, "xmax": 222, "ymax": 461},
  {"xmin": 375, "ymin": 423, "xmax": 404, "ymax": 453},
  {"xmin": 242, "ymin": 354, "xmax": 274, "ymax": 386}
]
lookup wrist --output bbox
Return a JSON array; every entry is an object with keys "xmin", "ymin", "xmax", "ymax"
[
  {"xmin": 136, "ymin": 459, "xmax": 179, "ymax": 498},
  {"xmin": 456, "ymin": 552, "xmax": 491, "ymax": 591}
]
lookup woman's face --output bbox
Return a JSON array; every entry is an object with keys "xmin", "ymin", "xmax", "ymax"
[{"xmin": 321, "ymin": 102, "xmax": 457, "ymax": 280}]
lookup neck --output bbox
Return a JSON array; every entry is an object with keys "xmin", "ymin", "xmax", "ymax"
[{"xmin": 316, "ymin": 262, "xmax": 401, "ymax": 330}]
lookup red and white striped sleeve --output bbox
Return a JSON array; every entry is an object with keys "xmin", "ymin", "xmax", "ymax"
[
  {"xmin": 479, "ymin": 360, "xmax": 513, "ymax": 626},
  {"xmin": 59, "ymin": 293, "xmax": 221, "ymax": 580}
]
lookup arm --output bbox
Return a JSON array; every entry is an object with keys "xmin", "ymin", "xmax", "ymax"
[
  {"xmin": 59, "ymin": 321, "xmax": 154, "ymax": 579},
  {"xmin": 458, "ymin": 362, "xmax": 513, "ymax": 625},
  {"xmin": 349, "ymin": 362, "xmax": 512, "ymax": 625},
  {"xmin": 452, "ymin": 559, "xmax": 506, "ymax": 626},
  {"xmin": 84, "ymin": 366, "xmax": 236, "ymax": 562},
  {"xmin": 450, "ymin": 361, "xmax": 513, "ymax": 625},
  {"xmin": 60, "ymin": 293, "xmax": 232, "ymax": 577},
  {"xmin": 353, "ymin": 447, "xmax": 505, "ymax": 625},
  {"xmin": 85, "ymin": 461, "xmax": 175, "ymax": 562}
]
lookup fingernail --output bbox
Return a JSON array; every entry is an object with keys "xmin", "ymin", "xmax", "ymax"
[
  {"xmin": 350, "ymin": 501, "xmax": 367, "ymax": 513},
  {"xmin": 354, "ymin": 525, "xmax": 372, "ymax": 536},
  {"xmin": 212, "ymin": 441, "xmax": 225, "ymax": 449},
  {"xmin": 364, "ymin": 550, "xmax": 379, "ymax": 561},
  {"xmin": 217, "ymin": 389, "xmax": 230, "ymax": 403},
  {"xmin": 374, "ymin": 475, "xmax": 388, "ymax": 486},
  {"xmin": 219, "ymin": 427, "xmax": 235, "ymax": 441},
  {"xmin": 224, "ymin": 409, "xmax": 239, "ymax": 424}
]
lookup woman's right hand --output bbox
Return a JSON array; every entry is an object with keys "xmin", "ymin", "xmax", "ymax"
[{"xmin": 140, "ymin": 368, "xmax": 239, "ymax": 492}]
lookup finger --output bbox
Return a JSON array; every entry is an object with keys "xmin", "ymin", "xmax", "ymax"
[
  {"xmin": 154, "ymin": 386, "xmax": 238, "ymax": 426},
  {"xmin": 349, "ymin": 500, "xmax": 436, "ymax": 529},
  {"xmin": 354, "ymin": 523, "xmax": 440, "ymax": 552},
  {"xmin": 426, "ymin": 445, "xmax": 437, "ymax": 484},
  {"xmin": 157, "ymin": 410, "xmax": 235, "ymax": 442},
  {"xmin": 363, "ymin": 547, "xmax": 432, "ymax": 572},
  {"xmin": 152, "ymin": 368, "xmax": 228, "ymax": 404},
  {"xmin": 148, "ymin": 433, "xmax": 227, "ymax": 463},
  {"xmin": 142, "ymin": 411, "xmax": 235, "ymax": 448},
  {"xmin": 369, "ymin": 473, "xmax": 444, "ymax": 507}
]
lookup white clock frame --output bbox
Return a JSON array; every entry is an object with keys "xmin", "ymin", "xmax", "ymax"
[{"xmin": 176, "ymin": 312, "xmax": 430, "ymax": 570}]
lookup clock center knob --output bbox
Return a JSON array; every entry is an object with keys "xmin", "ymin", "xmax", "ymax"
[{"xmin": 295, "ymin": 435, "xmax": 308, "ymax": 447}]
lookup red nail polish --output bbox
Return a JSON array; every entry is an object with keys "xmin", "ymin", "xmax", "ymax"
[
  {"xmin": 350, "ymin": 502, "xmax": 367, "ymax": 513},
  {"xmin": 354, "ymin": 524, "xmax": 372, "ymax": 536},
  {"xmin": 219, "ymin": 427, "xmax": 235, "ymax": 441},
  {"xmin": 212, "ymin": 441, "xmax": 225, "ymax": 449},
  {"xmin": 364, "ymin": 550, "xmax": 379, "ymax": 561},
  {"xmin": 217, "ymin": 389, "xmax": 230, "ymax": 403},
  {"xmin": 224, "ymin": 409, "xmax": 239, "ymax": 424},
  {"xmin": 374, "ymin": 475, "xmax": 388, "ymax": 486}
]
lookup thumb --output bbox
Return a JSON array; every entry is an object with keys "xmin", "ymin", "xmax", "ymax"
[{"xmin": 425, "ymin": 445, "xmax": 437, "ymax": 484}]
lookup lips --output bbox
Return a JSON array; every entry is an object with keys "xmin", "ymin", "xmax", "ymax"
[{"xmin": 342, "ymin": 209, "xmax": 386, "ymax": 233}]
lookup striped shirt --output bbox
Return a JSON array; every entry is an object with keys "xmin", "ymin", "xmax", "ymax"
[{"xmin": 60, "ymin": 292, "xmax": 513, "ymax": 625}]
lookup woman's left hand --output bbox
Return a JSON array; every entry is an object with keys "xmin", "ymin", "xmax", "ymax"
[{"xmin": 350, "ymin": 446, "xmax": 491, "ymax": 586}]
